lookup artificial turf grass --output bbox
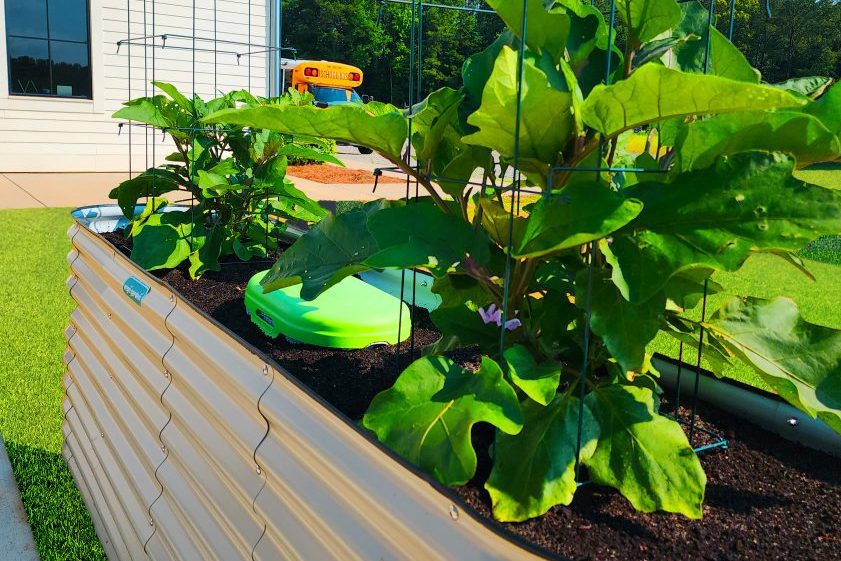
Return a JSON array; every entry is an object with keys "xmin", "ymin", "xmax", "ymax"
[
  {"xmin": 0, "ymin": 208, "xmax": 105, "ymax": 561},
  {"xmin": 649, "ymin": 253, "xmax": 841, "ymax": 390}
]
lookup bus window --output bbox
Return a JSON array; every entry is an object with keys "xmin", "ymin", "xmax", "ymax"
[{"xmin": 310, "ymin": 85, "xmax": 363, "ymax": 105}]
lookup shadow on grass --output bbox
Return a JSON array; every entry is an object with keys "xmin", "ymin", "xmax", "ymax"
[{"xmin": 5, "ymin": 441, "xmax": 106, "ymax": 561}]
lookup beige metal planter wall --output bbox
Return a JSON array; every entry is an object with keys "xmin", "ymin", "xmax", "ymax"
[{"xmin": 62, "ymin": 220, "xmax": 552, "ymax": 561}]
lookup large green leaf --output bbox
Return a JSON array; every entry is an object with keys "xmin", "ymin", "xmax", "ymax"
[
  {"xmin": 805, "ymin": 82, "xmax": 841, "ymax": 134},
  {"xmin": 276, "ymin": 143, "xmax": 344, "ymax": 166},
  {"xmin": 582, "ymin": 64, "xmax": 805, "ymax": 138},
  {"xmin": 579, "ymin": 269, "xmax": 665, "ymax": 373},
  {"xmin": 362, "ymin": 356, "xmax": 523, "ymax": 486},
  {"xmin": 503, "ymin": 344, "xmax": 561, "ymax": 405},
  {"xmin": 670, "ymin": 1, "xmax": 759, "ymax": 83},
  {"xmin": 514, "ymin": 182, "xmax": 643, "ymax": 258},
  {"xmin": 409, "ymin": 87, "xmax": 466, "ymax": 174},
  {"xmin": 485, "ymin": 394, "xmax": 597, "ymax": 522},
  {"xmin": 188, "ymin": 225, "xmax": 223, "ymax": 278},
  {"xmin": 152, "ymin": 81, "xmax": 193, "ymax": 112},
  {"xmin": 608, "ymin": 152, "xmax": 841, "ymax": 303},
  {"xmin": 773, "ymin": 76, "xmax": 833, "ymax": 98},
  {"xmin": 617, "ymin": 0, "xmax": 682, "ymax": 45},
  {"xmin": 130, "ymin": 210, "xmax": 195, "ymax": 271},
  {"xmin": 673, "ymin": 111, "xmax": 841, "ymax": 171},
  {"xmin": 463, "ymin": 45, "xmax": 573, "ymax": 184},
  {"xmin": 365, "ymin": 201, "xmax": 491, "ymax": 276},
  {"xmin": 109, "ymin": 168, "xmax": 185, "ymax": 218},
  {"xmin": 583, "ymin": 385, "xmax": 706, "ymax": 518},
  {"xmin": 461, "ymin": 32, "xmax": 515, "ymax": 117},
  {"xmin": 260, "ymin": 199, "xmax": 393, "ymax": 298},
  {"xmin": 485, "ymin": 0, "xmax": 570, "ymax": 61},
  {"xmin": 112, "ymin": 95, "xmax": 175, "ymax": 128},
  {"xmin": 704, "ymin": 296, "xmax": 841, "ymax": 434},
  {"xmin": 203, "ymin": 103, "xmax": 408, "ymax": 162},
  {"xmin": 478, "ymin": 198, "xmax": 526, "ymax": 249},
  {"xmin": 556, "ymin": 0, "xmax": 609, "ymax": 64}
]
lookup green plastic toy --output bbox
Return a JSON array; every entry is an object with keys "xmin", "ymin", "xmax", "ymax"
[{"xmin": 245, "ymin": 270, "xmax": 411, "ymax": 349}]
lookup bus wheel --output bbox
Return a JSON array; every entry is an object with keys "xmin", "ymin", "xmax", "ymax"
[{"xmin": 357, "ymin": 146, "xmax": 373, "ymax": 155}]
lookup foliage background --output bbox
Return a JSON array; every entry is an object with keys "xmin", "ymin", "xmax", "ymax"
[{"xmin": 281, "ymin": 0, "xmax": 841, "ymax": 105}]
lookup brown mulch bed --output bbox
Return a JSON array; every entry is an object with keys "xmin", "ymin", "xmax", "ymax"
[
  {"xmin": 287, "ymin": 164, "xmax": 404, "ymax": 184},
  {"xmin": 102, "ymin": 230, "xmax": 841, "ymax": 561}
]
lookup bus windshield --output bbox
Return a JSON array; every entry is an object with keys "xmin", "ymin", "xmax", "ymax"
[{"xmin": 311, "ymin": 85, "xmax": 362, "ymax": 105}]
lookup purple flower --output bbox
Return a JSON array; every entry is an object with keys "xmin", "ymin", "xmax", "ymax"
[
  {"xmin": 478, "ymin": 303, "xmax": 502, "ymax": 325},
  {"xmin": 478, "ymin": 304, "xmax": 521, "ymax": 331}
]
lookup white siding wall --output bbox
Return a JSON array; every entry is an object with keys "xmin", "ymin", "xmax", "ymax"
[{"xmin": 0, "ymin": 0, "xmax": 269, "ymax": 172}]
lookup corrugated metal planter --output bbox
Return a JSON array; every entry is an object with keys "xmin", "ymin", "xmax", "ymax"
[{"xmin": 62, "ymin": 206, "xmax": 553, "ymax": 561}]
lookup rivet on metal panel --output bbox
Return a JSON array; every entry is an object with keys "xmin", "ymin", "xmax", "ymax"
[
  {"xmin": 169, "ymin": 294, "xmax": 174, "ymax": 303},
  {"xmin": 449, "ymin": 505, "xmax": 459, "ymax": 520},
  {"xmin": 149, "ymin": 518, "xmax": 154, "ymax": 527},
  {"xmin": 161, "ymin": 445, "xmax": 167, "ymax": 454},
  {"xmin": 256, "ymin": 465, "xmax": 262, "ymax": 475},
  {"xmin": 100, "ymin": 432, "xmax": 105, "ymax": 438},
  {"xmin": 107, "ymin": 312, "xmax": 112, "ymax": 320},
  {"xmin": 262, "ymin": 365, "xmax": 269, "ymax": 376},
  {"xmin": 164, "ymin": 370, "xmax": 170, "ymax": 379}
]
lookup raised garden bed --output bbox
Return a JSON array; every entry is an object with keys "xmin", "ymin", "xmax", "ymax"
[{"xmin": 92, "ymin": 227, "xmax": 841, "ymax": 561}]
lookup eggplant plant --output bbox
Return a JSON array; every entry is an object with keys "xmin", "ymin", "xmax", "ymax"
[
  {"xmin": 110, "ymin": 84, "xmax": 336, "ymax": 278},
  {"xmin": 205, "ymin": 0, "xmax": 841, "ymax": 522}
]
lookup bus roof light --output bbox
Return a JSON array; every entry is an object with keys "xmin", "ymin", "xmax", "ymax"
[{"xmin": 304, "ymin": 67, "xmax": 319, "ymax": 77}]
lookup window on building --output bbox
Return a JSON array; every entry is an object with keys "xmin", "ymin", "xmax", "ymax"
[{"xmin": 5, "ymin": 0, "xmax": 91, "ymax": 98}]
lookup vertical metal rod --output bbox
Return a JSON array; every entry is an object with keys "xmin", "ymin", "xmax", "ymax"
[
  {"xmin": 575, "ymin": 0, "xmax": 617, "ymax": 481},
  {"xmin": 274, "ymin": 0, "xmax": 282, "ymax": 96},
  {"xmin": 190, "ymin": 0, "xmax": 196, "ymax": 251},
  {"xmin": 703, "ymin": 0, "xmax": 716, "ymax": 74},
  {"xmin": 214, "ymin": 0, "xmax": 218, "ymax": 93},
  {"xmin": 396, "ymin": 0, "xmax": 420, "ymax": 365},
  {"xmin": 248, "ymin": 0, "xmax": 252, "ymax": 91},
  {"xmin": 151, "ymin": 0, "xmax": 156, "ymax": 209},
  {"xmin": 688, "ymin": 279, "xmax": 709, "ymax": 445},
  {"xmin": 143, "ymin": 0, "xmax": 149, "ymax": 182},
  {"xmin": 728, "ymin": 0, "xmax": 737, "ymax": 41},
  {"xmin": 498, "ymin": 0, "xmax": 528, "ymax": 355},
  {"xmin": 674, "ymin": 341, "xmax": 685, "ymax": 419},
  {"xmin": 127, "ymin": 0, "xmax": 132, "ymax": 180},
  {"xmin": 408, "ymin": 0, "xmax": 424, "ymax": 361}
]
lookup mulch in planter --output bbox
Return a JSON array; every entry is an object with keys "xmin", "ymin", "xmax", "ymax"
[
  {"xmin": 101, "ymin": 230, "xmax": 841, "ymax": 561},
  {"xmin": 287, "ymin": 164, "xmax": 405, "ymax": 184}
]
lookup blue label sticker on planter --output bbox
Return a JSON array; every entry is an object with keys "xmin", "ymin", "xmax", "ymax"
[{"xmin": 123, "ymin": 276, "xmax": 151, "ymax": 306}]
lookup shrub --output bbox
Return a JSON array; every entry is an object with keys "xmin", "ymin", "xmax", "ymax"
[
  {"xmin": 205, "ymin": 0, "xmax": 841, "ymax": 521},
  {"xmin": 110, "ymin": 85, "xmax": 338, "ymax": 278}
]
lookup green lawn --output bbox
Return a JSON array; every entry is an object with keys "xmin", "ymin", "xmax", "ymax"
[{"xmin": 0, "ymin": 208, "xmax": 105, "ymax": 561}]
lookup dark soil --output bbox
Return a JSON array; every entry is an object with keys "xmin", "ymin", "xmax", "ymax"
[{"xmin": 103, "ymin": 230, "xmax": 841, "ymax": 561}]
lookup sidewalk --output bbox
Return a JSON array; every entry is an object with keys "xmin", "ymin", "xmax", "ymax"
[
  {"xmin": 0, "ymin": 170, "xmax": 411, "ymax": 210},
  {"xmin": 0, "ymin": 434, "xmax": 39, "ymax": 561}
]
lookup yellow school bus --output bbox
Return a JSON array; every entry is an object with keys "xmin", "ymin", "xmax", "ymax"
[
  {"xmin": 280, "ymin": 58, "xmax": 372, "ymax": 152},
  {"xmin": 280, "ymin": 59, "xmax": 365, "ymax": 106}
]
